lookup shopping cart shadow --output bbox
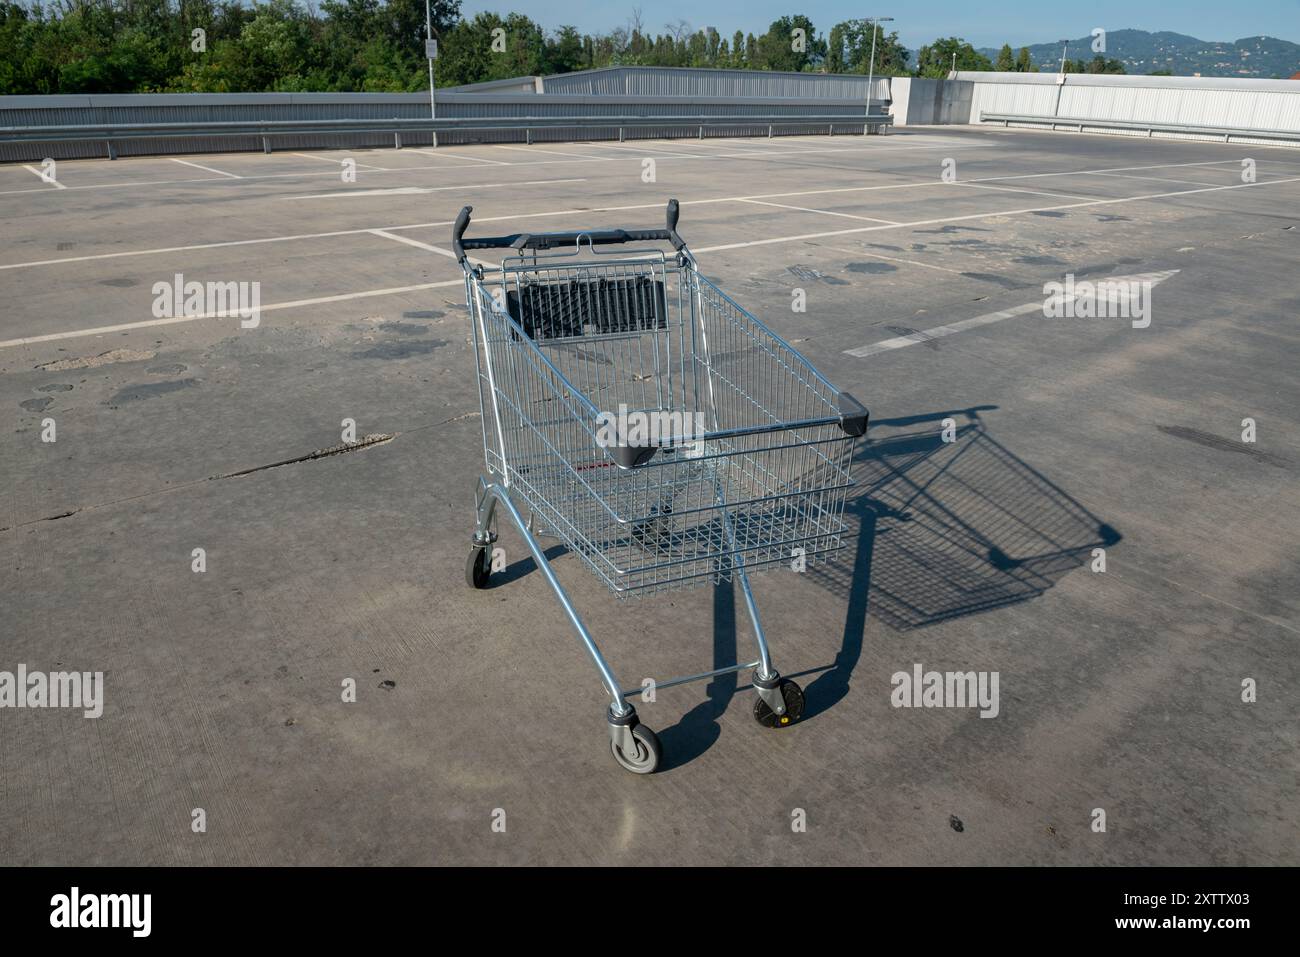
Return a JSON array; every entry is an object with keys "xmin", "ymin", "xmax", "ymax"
[
  {"xmin": 659, "ymin": 406, "xmax": 1121, "ymax": 750},
  {"xmin": 796, "ymin": 405, "xmax": 1121, "ymax": 720}
]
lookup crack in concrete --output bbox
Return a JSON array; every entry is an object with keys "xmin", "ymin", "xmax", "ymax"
[{"xmin": 210, "ymin": 433, "xmax": 395, "ymax": 480}]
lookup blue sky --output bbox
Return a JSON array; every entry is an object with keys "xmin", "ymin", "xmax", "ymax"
[{"xmin": 457, "ymin": 1, "xmax": 1300, "ymax": 50}]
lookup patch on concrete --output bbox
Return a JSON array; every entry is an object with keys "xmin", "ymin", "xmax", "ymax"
[
  {"xmin": 19, "ymin": 397, "xmax": 53, "ymax": 412},
  {"xmin": 1031, "ymin": 210, "xmax": 1067, "ymax": 218},
  {"xmin": 960, "ymin": 272, "xmax": 1027, "ymax": 290},
  {"xmin": 351, "ymin": 340, "xmax": 448, "ymax": 360},
  {"xmin": 36, "ymin": 348, "xmax": 155, "ymax": 371},
  {"xmin": 110, "ymin": 379, "xmax": 198, "ymax": 403},
  {"xmin": 886, "ymin": 325, "xmax": 941, "ymax": 350},
  {"xmin": 99, "ymin": 277, "xmax": 138, "ymax": 287},
  {"xmin": 1157, "ymin": 425, "xmax": 1287, "ymax": 467},
  {"xmin": 1014, "ymin": 255, "xmax": 1065, "ymax": 266},
  {"xmin": 36, "ymin": 383, "xmax": 74, "ymax": 392},
  {"xmin": 375, "ymin": 321, "xmax": 433, "ymax": 336},
  {"xmin": 787, "ymin": 265, "xmax": 848, "ymax": 285},
  {"xmin": 146, "ymin": 364, "xmax": 188, "ymax": 375},
  {"xmin": 401, "ymin": 310, "xmax": 446, "ymax": 320},
  {"xmin": 846, "ymin": 262, "xmax": 898, "ymax": 275},
  {"xmin": 914, "ymin": 225, "xmax": 991, "ymax": 235}
]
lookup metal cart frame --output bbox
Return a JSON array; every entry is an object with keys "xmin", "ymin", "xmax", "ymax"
[{"xmin": 453, "ymin": 200, "xmax": 868, "ymax": 773}]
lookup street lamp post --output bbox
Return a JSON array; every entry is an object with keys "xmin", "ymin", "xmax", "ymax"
[
  {"xmin": 864, "ymin": 15, "xmax": 893, "ymax": 121},
  {"xmin": 426, "ymin": 0, "xmax": 438, "ymax": 145}
]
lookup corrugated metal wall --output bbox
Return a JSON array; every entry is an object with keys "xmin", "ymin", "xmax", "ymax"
[
  {"xmin": 0, "ymin": 87, "xmax": 880, "ymax": 162},
  {"xmin": 965, "ymin": 71, "xmax": 1300, "ymax": 137},
  {"xmin": 540, "ymin": 66, "xmax": 889, "ymax": 102}
]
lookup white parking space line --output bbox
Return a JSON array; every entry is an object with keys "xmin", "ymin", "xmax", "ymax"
[
  {"xmin": 954, "ymin": 181, "xmax": 1097, "ymax": 202},
  {"xmin": 489, "ymin": 144, "xmax": 614, "ymax": 161},
  {"xmin": 369, "ymin": 228, "xmax": 449, "ymax": 254},
  {"xmin": 171, "ymin": 158, "xmax": 241, "ymax": 179},
  {"xmin": 0, "ymin": 183, "xmax": 928, "ymax": 271},
  {"xmin": 0, "ymin": 279, "xmax": 467, "ymax": 349},
  {"xmin": 971, "ymin": 159, "xmax": 1242, "ymax": 184},
  {"xmin": 290, "ymin": 151, "xmax": 388, "ymax": 171},
  {"xmin": 279, "ymin": 177, "xmax": 585, "ymax": 200},
  {"xmin": 739, "ymin": 198, "xmax": 900, "ymax": 225},
  {"xmin": 696, "ymin": 176, "xmax": 1300, "ymax": 254},
  {"xmin": 844, "ymin": 270, "xmax": 1180, "ymax": 357},
  {"xmin": 22, "ymin": 165, "xmax": 65, "ymax": 188},
  {"xmin": 5, "ymin": 140, "xmax": 1176, "ymax": 201},
  {"xmin": 590, "ymin": 141, "xmax": 713, "ymax": 159},
  {"xmin": 8, "ymin": 170, "xmax": 1300, "ymax": 274},
  {"xmin": 406, "ymin": 147, "xmax": 509, "ymax": 166},
  {"xmin": 846, "ymin": 302, "xmax": 1047, "ymax": 357},
  {"xmin": 1090, "ymin": 170, "xmax": 1224, "ymax": 188},
  {"xmin": 368, "ymin": 228, "xmax": 496, "ymax": 268}
]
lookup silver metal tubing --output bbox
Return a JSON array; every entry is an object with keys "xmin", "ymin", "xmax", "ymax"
[
  {"xmin": 733, "ymin": 552, "xmax": 774, "ymax": 680},
  {"xmin": 476, "ymin": 481, "xmax": 632, "ymax": 716},
  {"xmin": 621, "ymin": 660, "xmax": 762, "ymax": 697}
]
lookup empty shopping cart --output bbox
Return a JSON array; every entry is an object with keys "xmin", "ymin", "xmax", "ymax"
[{"xmin": 453, "ymin": 199, "xmax": 868, "ymax": 773}]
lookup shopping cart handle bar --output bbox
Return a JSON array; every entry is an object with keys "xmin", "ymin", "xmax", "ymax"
[
  {"xmin": 452, "ymin": 201, "xmax": 686, "ymax": 263},
  {"xmin": 838, "ymin": 392, "xmax": 870, "ymax": 437}
]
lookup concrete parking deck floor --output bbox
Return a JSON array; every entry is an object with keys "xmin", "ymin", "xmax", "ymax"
[{"xmin": 1, "ymin": 126, "xmax": 1296, "ymax": 865}]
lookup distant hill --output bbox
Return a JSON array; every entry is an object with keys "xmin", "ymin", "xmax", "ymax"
[{"xmin": 977, "ymin": 29, "xmax": 1300, "ymax": 78}]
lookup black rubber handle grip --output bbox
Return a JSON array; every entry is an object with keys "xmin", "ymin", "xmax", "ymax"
[
  {"xmin": 453, "ymin": 200, "xmax": 685, "ymax": 262},
  {"xmin": 452, "ymin": 205, "xmax": 473, "ymax": 263}
]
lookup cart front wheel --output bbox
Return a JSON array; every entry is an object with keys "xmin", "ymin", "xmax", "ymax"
[
  {"xmin": 754, "ymin": 678, "xmax": 805, "ymax": 728},
  {"xmin": 610, "ymin": 724, "xmax": 661, "ymax": 774},
  {"xmin": 465, "ymin": 546, "xmax": 491, "ymax": 589}
]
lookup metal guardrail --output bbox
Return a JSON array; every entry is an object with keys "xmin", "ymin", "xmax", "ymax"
[
  {"xmin": 0, "ymin": 112, "xmax": 894, "ymax": 160},
  {"xmin": 980, "ymin": 112, "xmax": 1300, "ymax": 144}
]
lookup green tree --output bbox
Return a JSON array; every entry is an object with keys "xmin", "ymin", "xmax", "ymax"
[
  {"xmin": 833, "ymin": 20, "xmax": 909, "ymax": 76},
  {"xmin": 1014, "ymin": 46, "xmax": 1034, "ymax": 72},
  {"xmin": 915, "ymin": 37, "xmax": 992, "ymax": 78},
  {"xmin": 753, "ymin": 15, "xmax": 824, "ymax": 72},
  {"xmin": 995, "ymin": 43, "xmax": 1013, "ymax": 71},
  {"xmin": 825, "ymin": 22, "xmax": 845, "ymax": 73}
]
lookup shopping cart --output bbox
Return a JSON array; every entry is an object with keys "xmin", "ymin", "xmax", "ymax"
[{"xmin": 453, "ymin": 199, "xmax": 868, "ymax": 773}]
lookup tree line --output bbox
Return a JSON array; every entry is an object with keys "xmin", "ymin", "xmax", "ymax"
[{"xmin": 0, "ymin": 1, "xmax": 1122, "ymax": 95}]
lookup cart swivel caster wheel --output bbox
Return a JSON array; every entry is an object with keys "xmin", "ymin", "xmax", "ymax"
[
  {"xmin": 611, "ymin": 724, "xmax": 662, "ymax": 774},
  {"xmin": 465, "ymin": 546, "xmax": 491, "ymax": 589},
  {"xmin": 754, "ymin": 678, "xmax": 805, "ymax": 728}
]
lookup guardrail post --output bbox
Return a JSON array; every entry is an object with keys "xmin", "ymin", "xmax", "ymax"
[
  {"xmin": 768, "ymin": 124, "xmax": 773, "ymax": 138},
  {"xmin": 526, "ymin": 128, "xmax": 531, "ymax": 145},
  {"xmin": 262, "ymin": 137, "xmax": 271, "ymax": 154},
  {"xmin": 394, "ymin": 132, "xmax": 402, "ymax": 149},
  {"xmin": 698, "ymin": 125, "xmax": 703, "ymax": 140},
  {"xmin": 618, "ymin": 127, "xmax": 624, "ymax": 142},
  {"xmin": 106, "ymin": 140, "xmax": 116, "ymax": 160}
]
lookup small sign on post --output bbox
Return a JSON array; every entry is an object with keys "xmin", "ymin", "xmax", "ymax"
[{"xmin": 425, "ymin": 39, "xmax": 439, "ymax": 59}]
